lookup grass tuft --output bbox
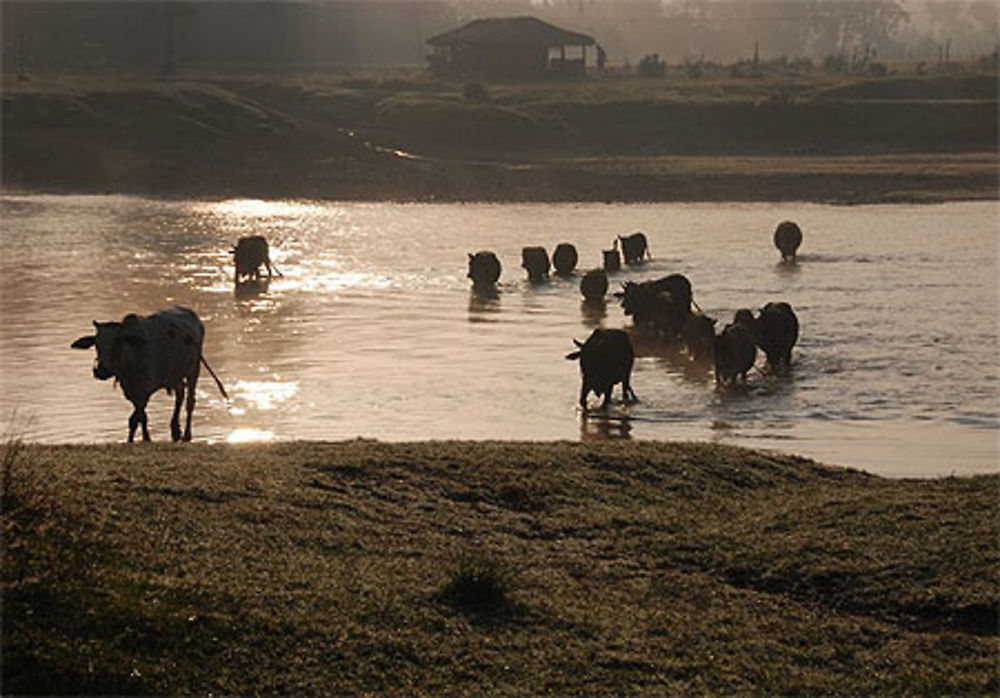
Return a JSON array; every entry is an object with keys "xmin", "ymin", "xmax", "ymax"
[{"xmin": 438, "ymin": 554, "xmax": 516, "ymax": 616}]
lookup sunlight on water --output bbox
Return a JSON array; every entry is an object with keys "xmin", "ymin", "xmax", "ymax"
[
  {"xmin": 230, "ymin": 380, "xmax": 298, "ymax": 411},
  {"xmin": 225, "ymin": 428, "xmax": 276, "ymax": 444},
  {"xmin": 1, "ymin": 194, "xmax": 996, "ymax": 477}
]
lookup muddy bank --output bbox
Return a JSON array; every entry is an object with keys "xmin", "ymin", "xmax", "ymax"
[{"xmin": 3, "ymin": 75, "xmax": 997, "ymax": 203}]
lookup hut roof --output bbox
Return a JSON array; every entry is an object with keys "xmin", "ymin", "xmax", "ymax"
[{"xmin": 427, "ymin": 16, "xmax": 595, "ymax": 48}]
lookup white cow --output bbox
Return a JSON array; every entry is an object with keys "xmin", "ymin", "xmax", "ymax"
[{"xmin": 71, "ymin": 306, "xmax": 227, "ymax": 442}]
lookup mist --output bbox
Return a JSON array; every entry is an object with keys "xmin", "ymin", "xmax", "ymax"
[{"xmin": 3, "ymin": 0, "xmax": 997, "ymax": 75}]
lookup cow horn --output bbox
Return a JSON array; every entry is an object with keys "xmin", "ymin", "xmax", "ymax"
[{"xmin": 573, "ymin": 339, "xmax": 583, "ymax": 348}]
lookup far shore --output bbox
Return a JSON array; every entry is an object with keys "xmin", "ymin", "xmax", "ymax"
[{"xmin": 3, "ymin": 72, "xmax": 997, "ymax": 205}]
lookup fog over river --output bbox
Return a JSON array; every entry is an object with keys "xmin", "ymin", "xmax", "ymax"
[{"xmin": 1, "ymin": 195, "xmax": 996, "ymax": 478}]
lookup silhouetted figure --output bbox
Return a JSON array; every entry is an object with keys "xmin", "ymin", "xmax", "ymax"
[
  {"xmin": 552, "ymin": 242, "xmax": 578, "ymax": 276},
  {"xmin": 618, "ymin": 232, "xmax": 651, "ymax": 264},
  {"xmin": 521, "ymin": 246, "xmax": 551, "ymax": 282},
  {"xmin": 232, "ymin": 235, "xmax": 281, "ymax": 284},
  {"xmin": 467, "ymin": 250, "xmax": 502, "ymax": 290},
  {"xmin": 566, "ymin": 328, "xmax": 637, "ymax": 411},
  {"xmin": 70, "ymin": 306, "xmax": 228, "ymax": 442},
  {"xmin": 603, "ymin": 242, "xmax": 621, "ymax": 272},
  {"xmin": 773, "ymin": 220, "xmax": 803, "ymax": 262},
  {"xmin": 579, "ymin": 268, "xmax": 608, "ymax": 304}
]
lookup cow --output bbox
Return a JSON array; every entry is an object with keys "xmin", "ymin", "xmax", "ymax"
[
  {"xmin": 714, "ymin": 321, "xmax": 756, "ymax": 386},
  {"xmin": 231, "ymin": 235, "xmax": 281, "ymax": 284},
  {"xmin": 773, "ymin": 220, "xmax": 803, "ymax": 262},
  {"xmin": 467, "ymin": 250, "xmax": 502, "ymax": 289},
  {"xmin": 579, "ymin": 268, "xmax": 609, "ymax": 304},
  {"xmin": 71, "ymin": 306, "xmax": 228, "ymax": 442},
  {"xmin": 615, "ymin": 274, "xmax": 694, "ymax": 339},
  {"xmin": 681, "ymin": 313, "xmax": 717, "ymax": 362},
  {"xmin": 755, "ymin": 302, "xmax": 799, "ymax": 371},
  {"xmin": 566, "ymin": 328, "xmax": 637, "ymax": 410},
  {"xmin": 552, "ymin": 243, "xmax": 579, "ymax": 276},
  {"xmin": 603, "ymin": 244, "xmax": 621, "ymax": 273},
  {"xmin": 618, "ymin": 232, "xmax": 651, "ymax": 265},
  {"xmin": 521, "ymin": 246, "xmax": 551, "ymax": 282}
]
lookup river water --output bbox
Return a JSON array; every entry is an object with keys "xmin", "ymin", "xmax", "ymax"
[{"xmin": 1, "ymin": 194, "xmax": 996, "ymax": 477}]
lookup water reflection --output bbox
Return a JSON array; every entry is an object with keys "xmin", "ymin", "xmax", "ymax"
[
  {"xmin": 580, "ymin": 412, "xmax": 633, "ymax": 441},
  {"xmin": 579, "ymin": 299, "xmax": 606, "ymax": 328},
  {"xmin": 235, "ymin": 279, "xmax": 270, "ymax": 299},
  {"xmin": 468, "ymin": 288, "xmax": 501, "ymax": 322}
]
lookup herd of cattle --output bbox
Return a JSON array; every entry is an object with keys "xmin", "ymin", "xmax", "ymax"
[
  {"xmin": 469, "ymin": 224, "xmax": 802, "ymax": 411},
  {"xmin": 71, "ymin": 223, "xmax": 802, "ymax": 440}
]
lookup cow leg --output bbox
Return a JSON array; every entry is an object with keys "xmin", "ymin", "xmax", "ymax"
[
  {"xmin": 183, "ymin": 368, "xmax": 200, "ymax": 442},
  {"xmin": 578, "ymin": 385, "xmax": 589, "ymax": 411},
  {"xmin": 170, "ymin": 383, "xmax": 185, "ymax": 442},
  {"xmin": 599, "ymin": 389, "xmax": 611, "ymax": 409},
  {"xmin": 128, "ymin": 398, "xmax": 150, "ymax": 442},
  {"xmin": 623, "ymin": 379, "xmax": 638, "ymax": 404}
]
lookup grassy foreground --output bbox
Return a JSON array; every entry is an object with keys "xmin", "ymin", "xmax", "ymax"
[{"xmin": 3, "ymin": 439, "xmax": 997, "ymax": 695}]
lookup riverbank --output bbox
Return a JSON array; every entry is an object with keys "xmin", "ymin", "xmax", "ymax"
[
  {"xmin": 3, "ymin": 72, "xmax": 997, "ymax": 203},
  {"xmin": 3, "ymin": 439, "xmax": 997, "ymax": 694}
]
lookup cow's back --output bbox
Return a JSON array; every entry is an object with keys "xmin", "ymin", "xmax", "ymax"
[
  {"xmin": 144, "ymin": 307, "xmax": 204, "ymax": 390},
  {"xmin": 235, "ymin": 236, "xmax": 269, "ymax": 274}
]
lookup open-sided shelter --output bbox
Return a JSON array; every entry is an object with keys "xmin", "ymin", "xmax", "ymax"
[{"xmin": 427, "ymin": 16, "xmax": 595, "ymax": 79}]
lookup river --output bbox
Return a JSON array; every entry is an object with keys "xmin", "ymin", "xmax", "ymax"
[{"xmin": 1, "ymin": 194, "xmax": 996, "ymax": 477}]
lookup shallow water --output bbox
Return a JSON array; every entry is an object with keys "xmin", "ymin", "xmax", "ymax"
[{"xmin": 1, "ymin": 194, "xmax": 997, "ymax": 477}]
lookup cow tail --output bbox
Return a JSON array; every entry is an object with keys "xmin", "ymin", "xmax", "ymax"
[{"xmin": 200, "ymin": 355, "xmax": 229, "ymax": 400}]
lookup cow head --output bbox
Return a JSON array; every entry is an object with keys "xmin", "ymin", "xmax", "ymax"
[{"xmin": 71, "ymin": 316, "xmax": 146, "ymax": 381}]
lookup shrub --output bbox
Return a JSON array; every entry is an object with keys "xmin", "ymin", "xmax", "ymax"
[{"xmin": 638, "ymin": 53, "xmax": 666, "ymax": 78}]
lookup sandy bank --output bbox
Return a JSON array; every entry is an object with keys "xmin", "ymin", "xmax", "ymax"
[{"xmin": 4, "ymin": 439, "xmax": 997, "ymax": 694}]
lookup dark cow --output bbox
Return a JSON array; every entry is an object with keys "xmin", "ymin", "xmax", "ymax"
[
  {"xmin": 603, "ymin": 245, "xmax": 621, "ymax": 273},
  {"xmin": 467, "ymin": 250, "xmax": 502, "ymax": 289},
  {"xmin": 552, "ymin": 243, "xmax": 579, "ymax": 276},
  {"xmin": 579, "ymin": 268, "xmax": 609, "ymax": 304},
  {"xmin": 521, "ymin": 246, "xmax": 551, "ymax": 281},
  {"xmin": 71, "ymin": 306, "xmax": 228, "ymax": 442},
  {"xmin": 755, "ymin": 302, "xmax": 799, "ymax": 371},
  {"xmin": 773, "ymin": 220, "xmax": 803, "ymax": 262},
  {"xmin": 232, "ymin": 235, "xmax": 281, "ymax": 284},
  {"xmin": 681, "ymin": 313, "xmax": 717, "ymax": 362},
  {"xmin": 615, "ymin": 273, "xmax": 694, "ymax": 339},
  {"xmin": 618, "ymin": 232, "xmax": 651, "ymax": 265},
  {"xmin": 566, "ymin": 328, "xmax": 637, "ymax": 410},
  {"xmin": 714, "ymin": 321, "xmax": 756, "ymax": 386}
]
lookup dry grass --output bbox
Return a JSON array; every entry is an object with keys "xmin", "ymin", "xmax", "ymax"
[{"xmin": 3, "ymin": 439, "xmax": 997, "ymax": 695}]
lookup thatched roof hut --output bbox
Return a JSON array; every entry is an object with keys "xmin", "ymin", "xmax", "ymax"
[{"xmin": 427, "ymin": 16, "xmax": 596, "ymax": 79}]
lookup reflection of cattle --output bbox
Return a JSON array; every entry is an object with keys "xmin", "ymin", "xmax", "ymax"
[
  {"xmin": 755, "ymin": 302, "xmax": 799, "ymax": 371},
  {"xmin": 552, "ymin": 243, "xmax": 578, "ymax": 276},
  {"xmin": 773, "ymin": 221, "xmax": 803, "ymax": 262},
  {"xmin": 618, "ymin": 232, "xmax": 651, "ymax": 265},
  {"xmin": 603, "ymin": 246, "xmax": 621, "ymax": 273},
  {"xmin": 566, "ymin": 328, "xmax": 637, "ymax": 410},
  {"xmin": 615, "ymin": 273, "xmax": 694, "ymax": 339},
  {"xmin": 682, "ymin": 313, "xmax": 717, "ymax": 362},
  {"xmin": 714, "ymin": 322, "xmax": 756, "ymax": 386},
  {"xmin": 70, "ymin": 306, "xmax": 228, "ymax": 442},
  {"xmin": 232, "ymin": 235, "xmax": 280, "ymax": 283},
  {"xmin": 467, "ymin": 251, "xmax": 502, "ymax": 289},
  {"xmin": 579, "ymin": 268, "xmax": 609, "ymax": 303},
  {"xmin": 521, "ymin": 246, "xmax": 551, "ymax": 281}
]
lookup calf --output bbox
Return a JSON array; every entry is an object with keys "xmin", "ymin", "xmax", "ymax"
[
  {"xmin": 71, "ymin": 306, "xmax": 228, "ymax": 442},
  {"xmin": 682, "ymin": 313, "xmax": 717, "ymax": 362},
  {"xmin": 566, "ymin": 328, "xmax": 637, "ymax": 410}
]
